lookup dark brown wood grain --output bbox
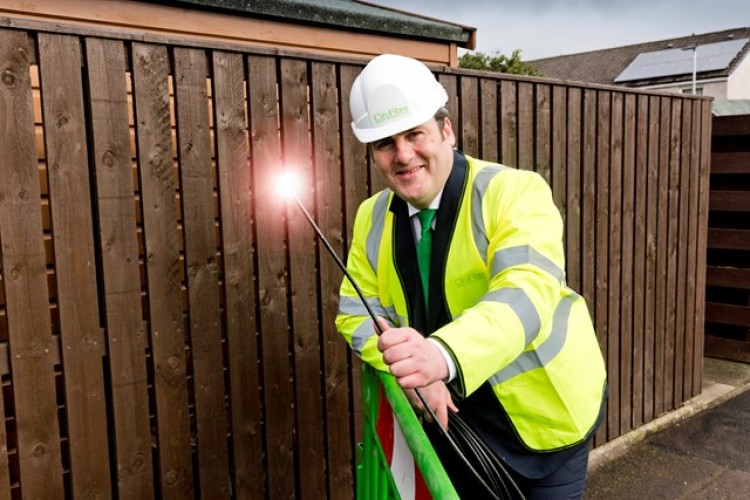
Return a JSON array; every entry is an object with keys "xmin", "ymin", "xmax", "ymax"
[
  {"xmin": 38, "ymin": 32, "xmax": 111, "ymax": 498},
  {"xmin": 132, "ymin": 41, "xmax": 194, "ymax": 499},
  {"xmin": 85, "ymin": 37, "xmax": 154, "ymax": 498},
  {"xmin": 174, "ymin": 46, "xmax": 231, "ymax": 498}
]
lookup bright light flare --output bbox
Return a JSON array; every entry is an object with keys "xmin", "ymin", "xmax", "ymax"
[{"xmin": 275, "ymin": 170, "xmax": 303, "ymax": 201}]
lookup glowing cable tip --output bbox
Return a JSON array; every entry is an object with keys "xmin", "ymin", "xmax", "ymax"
[{"xmin": 275, "ymin": 171, "xmax": 302, "ymax": 200}]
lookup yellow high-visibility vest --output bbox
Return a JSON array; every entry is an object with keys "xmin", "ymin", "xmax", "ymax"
[{"xmin": 336, "ymin": 154, "xmax": 607, "ymax": 451}]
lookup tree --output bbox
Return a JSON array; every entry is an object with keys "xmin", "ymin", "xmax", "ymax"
[{"xmin": 458, "ymin": 49, "xmax": 542, "ymax": 77}]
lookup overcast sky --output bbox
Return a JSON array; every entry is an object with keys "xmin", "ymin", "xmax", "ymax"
[{"xmin": 373, "ymin": 0, "xmax": 750, "ymax": 60}]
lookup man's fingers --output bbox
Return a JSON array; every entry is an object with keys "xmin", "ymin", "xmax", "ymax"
[{"xmin": 374, "ymin": 316, "xmax": 390, "ymax": 335}]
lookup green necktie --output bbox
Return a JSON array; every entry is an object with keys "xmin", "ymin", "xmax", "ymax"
[{"xmin": 416, "ymin": 209, "xmax": 437, "ymax": 307}]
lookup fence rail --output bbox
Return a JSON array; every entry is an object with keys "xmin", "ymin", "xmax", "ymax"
[{"xmin": 0, "ymin": 24, "xmax": 711, "ymax": 498}]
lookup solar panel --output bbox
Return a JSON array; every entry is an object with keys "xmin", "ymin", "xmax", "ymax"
[{"xmin": 614, "ymin": 37, "xmax": 749, "ymax": 83}]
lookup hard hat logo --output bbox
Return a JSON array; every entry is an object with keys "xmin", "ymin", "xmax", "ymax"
[
  {"xmin": 349, "ymin": 54, "xmax": 448, "ymax": 144},
  {"xmin": 373, "ymin": 105, "xmax": 410, "ymax": 124}
]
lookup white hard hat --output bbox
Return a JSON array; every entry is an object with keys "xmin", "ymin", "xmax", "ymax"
[{"xmin": 349, "ymin": 54, "xmax": 448, "ymax": 144}]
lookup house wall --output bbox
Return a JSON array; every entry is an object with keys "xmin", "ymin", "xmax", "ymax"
[
  {"xmin": 641, "ymin": 79, "xmax": 728, "ymax": 98},
  {"xmin": 0, "ymin": 0, "xmax": 459, "ymax": 66},
  {"xmin": 727, "ymin": 52, "xmax": 750, "ymax": 99}
]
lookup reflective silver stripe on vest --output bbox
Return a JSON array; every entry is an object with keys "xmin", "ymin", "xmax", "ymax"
[
  {"xmin": 366, "ymin": 190, "xmax": 391, "ymax": 274},
  {"xmin": 351, "ymin": 320, "xmax": 374, "ymax": 354},
  {"xmin": 481, "ymin": 287, "xmax": 540, "ymax": 346},
  {"xmin": 338, "ymin": 296, "xmax": 400, "ymax": 354},
  {"xmin": 489, "ymin": 292, "xmax": 577, "ymax": 385},
  {"xmin": 338, "ymin": 296, "xmax": 398, "ymax": 323},
  {"xmin": 471, "ymin": 165, "xmax": 507, "ymax": 263},
  {"xmin": 491, "ymin": 245, "xmax": 565, "ymax": 284}
]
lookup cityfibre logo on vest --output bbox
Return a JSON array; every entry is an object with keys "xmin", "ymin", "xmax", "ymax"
[{"xmin": 373, "ymin": 106, "xmax": 409, "ymax": 124}]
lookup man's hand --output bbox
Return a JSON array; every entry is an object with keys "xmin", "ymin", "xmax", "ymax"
[
  {"xmin": 404, "ymin": 383, "xmax": 458, "ymax": 430},
  {"xmin": 376, "ymin": 318, "xmax": 449, "ymax": 388}
]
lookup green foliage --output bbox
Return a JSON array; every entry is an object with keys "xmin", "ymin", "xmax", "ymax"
[{"xmin": 458, "ymin": 49, "xmax": 542, "ymax": 77}]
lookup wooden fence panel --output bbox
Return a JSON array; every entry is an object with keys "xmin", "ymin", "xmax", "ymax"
[
  {"xmin": 281, "ymin": 57, "xmax": 328, "ymax": 499},
  {"xmin": 518, "ymin": 82, "xmax": 534, "ymax": 170},
  {"xmin": 0, "ymin": 383, "xmax": 8, "ymax": 499},
  {"xmin": 211, "ymin": 50, "xmax": 264, "ymax": 498},
  {"xmin": 132, "ymin": 42, "xmax": 194, "ymax": 498},
  {"xmin": 247, "ymin": 53, "xmax": 295, "ymax": 499},
  {"xmin": 85, "ymin": 37, "xmax": 155, "ymax": 498},
  {"xmin": 608, "ymin": 92, "xmax": 624, "ymax": 439},
  {"xmin": 38, "ymin": 32, "xmax": 111, "ymax": 497},
  {"xmin": 339, "ymin": 63, "xmax": 368, "ymax": 453},
  {"xmin": 620, "ymin": 94, "xmax": 636, "ymax": 434},
  {"xmin": 535, "ymin": 84, "xmax": 551, "ymax": 184},
  {"xmin": 480, "ymin": 78, "xmax": 498, "ymax": 161},
  {"xmin": 500, "ymin": 80, "xmax": 517, "ymax": 167},
  {"xmin": 0, "ymin": 29, "xmax": 64, "ymax": 499},
  {"xmin": 174, "ymin": 47, "xmax": 231, "ymax": 497},
  {"xmin": 551, "ymin": 86, "xmax": 567, "ymax": 223},
  {"xmin": 0, "ymin": 23, "xmax": 715, "ymax": 499},
  {"xmin": 460, "ymin": 75, "xmax": 479, "ymax": 156},
  {"xmin": 632, "ymin": 94, "xmax": 649, "ymax": 428},
  {"xmin": 593, "ymin": 89, "xmax": 611, "ymax": 446},
  {"xmin": 664, "ymin": 99, "xmax": 682, "ymax": 409},
  {"xmin": 311, "ymin": 61, "xmax": 355, "ymax": 499},
  {"xmin": 643, "ymin": 95, "xmax": 660, "ymax": 423}
]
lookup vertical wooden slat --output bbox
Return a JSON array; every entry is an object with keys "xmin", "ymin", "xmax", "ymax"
[
  {"xmin": 653, "ymin": 96, "xmax": 671, "ymax": 416},
  {"xmin": 674, "ymin": 99, "xmax": 692, "ymax": 405},
  {"xmin": 38, "ymin": 33, "xmax": 111, "ymax": 497},
  {"xmin": 312, "ymin": 61, "xmax": 353, "ymax": 500},
  {"xmin": 438, "ymin": 73, "xmax": 458, "ymax": 128},
  {"xmin": 132, "ymin": 42, "xmax": 193, "ymax": 499},
  {"xmin": 693, "ymin": 100, "xmax": 711, "ymax": 395},
  {"xmin": 684, "ymin": 100, "xmax": 700, "ymax": 400},
  {"xmin": 620, "ymin": 94, "xmax": 636, "ymax": 434},
  {"xmin": 247, "ymin": 54, "xmax": 295, "ymax": 499},
  {"xmin": 632, "ymin": 94, "xmax": 649, "ymax": 428},
  {"xmin": 173, "ymin": 46, "xmax": 230, "ymax": 498},
  {"xmin": 643, "ymin": 95, "xmax": 660, "ymax": 423},
  {"xmin": 339, "ymin": 63, "xmax": 367, "ymax": 457},
  {"xmin": 551, "ymin": 86, "xmax": 567, "ymax": 221},
  {"xmin": 460, "ymin": 75, "xmax": 479, "ymax": 156},
  {"xmin": 593, "ymin": 90, "xmax": 610, "ymax": 444},
  {"xmin": 608, "ymin": 92, "xmax": 623, "ymax": 438},
  {"xmin": 500, "ymin": 80, "xmax": 517, "ymax": 167},
  {"xmin": 517, "ymin": 82, "xmax": 534, "ymax": 170},
  {"xmin": 0, "ymin": 32, "xmax": 63, "ymax": 500},
  {"xmin": 85, "ymin": 37, "xmax": 154, "ymax": 498},
  {"xmin": 535, "ymin": 84, "xmax": 551, "ymax": 184},
  {"xmin": 566, "ymin": 88, "xmax": 582, "ymax": 291},
  {"xmin": 581, "ymin": 89, "xmax": 597, "ymax": 310},
  {"xmin": 280, "ymin": 57, "xmax": 327, "ymax": 498},
  {"xmin": 0, "ymin": 376, "xmax": 9, "ymax": 499},
  {"xmin": 212, "ymin": 50, "xmax": 264, "ymax": 498},
  {"xmin": 479, "ymin": 78, "xmax": 498, "ymax": 162},
  {"xmin": 664, "ymin": 99, "xmax": 682, "ymax": 409}
]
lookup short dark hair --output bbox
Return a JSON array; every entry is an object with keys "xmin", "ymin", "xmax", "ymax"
[{"xmin": 434, "ymin": 107, "xmax": 450, "ymax": 122}]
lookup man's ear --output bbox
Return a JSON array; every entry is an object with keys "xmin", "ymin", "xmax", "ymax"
[{"xmin": 442, "ymin": 117, "xmax": 457, "ymax": 147}]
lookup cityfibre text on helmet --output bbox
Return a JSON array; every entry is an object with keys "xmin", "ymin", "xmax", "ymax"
[{"xmin": 373, "ymin": 105, "xmax": 409, "ymax": 124}]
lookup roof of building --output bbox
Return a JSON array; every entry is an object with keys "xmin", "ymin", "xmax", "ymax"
[
  {"xmin": 145, "ymin": 0, "xmax": 476, "ymax": 48},
  {"xmin": 527, "ymin": 26, "xmax": 750, "ymax": 86}
]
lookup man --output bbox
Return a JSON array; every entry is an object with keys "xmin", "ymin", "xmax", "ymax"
[{"xmin": 335, "ymin": 54, "xmax": 607, "ymax": 499}]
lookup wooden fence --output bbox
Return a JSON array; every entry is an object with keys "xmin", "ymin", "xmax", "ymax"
[
  {"xmin": 0, "ymin": 23, "xmax": 711, "ymax": 499},
  {"xmin": 705, "ymin": 114, "xmax": 750, "ymax": 362}
]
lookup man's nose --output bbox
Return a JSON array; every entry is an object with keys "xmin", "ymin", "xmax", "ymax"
[{"xmin": 394, "ymin": 138, "xmax": 414, "ymax": 164}]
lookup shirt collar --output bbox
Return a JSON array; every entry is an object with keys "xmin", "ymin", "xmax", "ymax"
[{"xmin": 407, "ymin": 190, "xmax": 443, "ymax": 218}]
